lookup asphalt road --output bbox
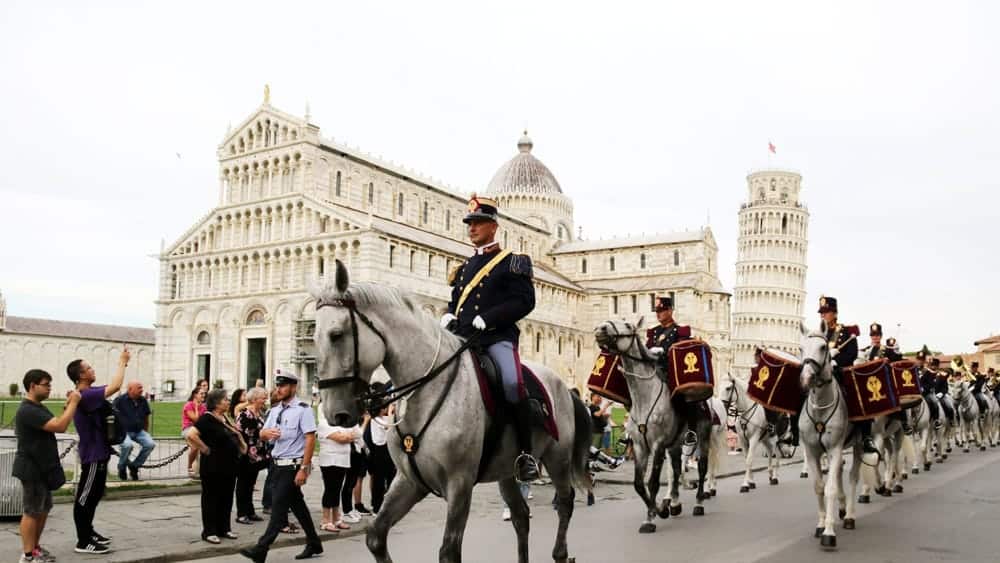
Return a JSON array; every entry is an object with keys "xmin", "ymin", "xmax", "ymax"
[{"xmin": 202, "ymin": 447, "xmax": 1000, "ymax": 563}]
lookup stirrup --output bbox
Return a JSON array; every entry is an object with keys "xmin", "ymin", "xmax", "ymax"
[
  {"xmin": 514, "ymin": 452, "xmax": 540, "ymax": 483},
  {"xmin": 681, "ymin": 430, "xmax": 698, "ymax": 456},
  {"xmin": 766, "ymin": 423, "xmax": 776, "ymax": 436}
]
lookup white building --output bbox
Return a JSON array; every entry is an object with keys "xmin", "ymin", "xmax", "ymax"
[
  {"xmin": 152, "ymin": 91, "xmax": 731, "ymax": 399},
  {"xmin": 731, "ymin": 170, "xmax": 810, "ymax": 379},
  {"xmin": 0, "ymin": 291, "xmax": 155, "ymax": 396}
]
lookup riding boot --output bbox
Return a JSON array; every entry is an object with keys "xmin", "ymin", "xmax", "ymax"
[
  {"xmin": 783, "ymin": 399, "xmax": 803, "ymax": 446},
  {"xmin": 513, "ymin": 400, "xmax": 540, "ymax": 482},
  {"xmin": 858, "ymin": 420, "xmax": 877, "ymax": 454}
]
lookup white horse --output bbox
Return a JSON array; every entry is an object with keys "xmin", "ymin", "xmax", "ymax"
[
  {"xmin": 798, "ymin": 324, "xmax": 863, "ymax": 550},
  {"xmin": 720, "ymin": 377, "xmax": 782, "ymax": 492},
  {"xmin": 904, "ymin": 400, "xmax": 933, "ymax": 474},
  {"xmin": 950, "ymin": 379, "xmax": 982, "ymax": 452},
  {"xmin": 981, "ymin": 391, "xmax": 1000, "ymax": 447},
  {"xmin": 312, "ymin": 262, "xmax": 591, "ymax": 563},
  {"xmin": 680, "ymin": 396, "xmax": 727, "ymax": 495}
]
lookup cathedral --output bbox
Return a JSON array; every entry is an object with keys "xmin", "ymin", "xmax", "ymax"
[{"xmin": 152, "ymin": 92, "xmax": 731, "ymax": 399}]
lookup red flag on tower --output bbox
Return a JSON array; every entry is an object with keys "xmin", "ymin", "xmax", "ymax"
[{"xmin": 768, "ymin": 141, "xmax": 776, "ymax": 154}]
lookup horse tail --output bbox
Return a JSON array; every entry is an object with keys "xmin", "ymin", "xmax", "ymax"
[{"xmin": 570, "ymin": 392, "xmax": 594, "ymax": 490}]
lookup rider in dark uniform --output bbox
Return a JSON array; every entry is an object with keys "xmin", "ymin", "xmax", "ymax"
[
  {"xmin": 934, "ymin": 361, "xmax": 957, "ymax": 424},
  {"xmin": 441, "ymin": 194, "xmax": 538, "ymax": 482},
  {"xmin": 970, "ymin": 361, "xmax": 988, "ymax": 418},
  {"xmin": 916, "ymin": 351, "xmax": 942, "ymax": 429},
  {"xmin": 867, "ymin": 332, "xmax": 910, "ymax": 432},
  {"xmin": 989, "ymin": 368, "xmax": 1000, "ymax": 405},
  {"xmin": 645, "ymin": 296, "xmax": 699, "ymax": 443}
]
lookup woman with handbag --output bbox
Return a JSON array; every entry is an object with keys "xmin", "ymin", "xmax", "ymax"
[
  {"xmin": 186, "ymin": 389, "xmax": 247, "ymax": 544},
  {"xmin": 234, "ymin": 387, "xmax": 270, "ymax": 524}
]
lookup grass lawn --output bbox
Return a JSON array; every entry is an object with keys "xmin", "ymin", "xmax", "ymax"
[{"xmin": 1, "ymin": 399, "xmax": 186, "ymax": 438}]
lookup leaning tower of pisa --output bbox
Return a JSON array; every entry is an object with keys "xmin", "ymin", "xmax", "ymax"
[{"xmin": 731, "ymin": 170, "xmax": 810, "ymax": 380}]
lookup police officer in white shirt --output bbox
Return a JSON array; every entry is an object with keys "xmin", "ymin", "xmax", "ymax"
[{"xmin": 240, "ymin": 370, "xmax": 322, "ymax": 562}]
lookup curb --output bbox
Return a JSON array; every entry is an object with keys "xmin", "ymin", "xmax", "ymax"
[
  {"xmin": 53, "ymin": 484, "xmax": 201, "ymax": 504},
  {"xmin": 596, "ymin": 457, "xmax": 805, "ymax": 486}
]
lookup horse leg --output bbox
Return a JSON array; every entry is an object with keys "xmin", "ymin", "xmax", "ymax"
[
  {"xmin": 843, "ymin": 448, "xmax": 861, "ymax": 530},
  {"xmin": 668, "ymin": 448, "xmax": 683, "ymax": 516},
  {"xmin": 367, "ymin": 477, "xmax": 429, "ymax": 563},
  {"xmin": 647, "ymin": 444, "xmax": 669, "ymax": 520},
  {"xmin": 804, "ymin": 447, "xmax": 825, "ymax": 537},
  {"xmin": 545, "ymin": 465, "xmax": 576, "ymax": 563},
  {"xmin": 438, "ymin": 480, "xmax": 475, "ymax": 563},
  {"xmin": 821, "ymin": 447, "xmax": 844, "ymax": 548},
  {"xmin": 631, "ymin": 446, "xmax": 657, "ymax": 533},
  {"xmin": 498, "ymin": 478, "xmax": 530, "ymax": 563},
  {"xmin": 693, "ymin": 428, "xmax": 710, "ymax": 516},
  {"xmin": 741, "ymin": 435, "xmax": 754, "ymax": 492}
]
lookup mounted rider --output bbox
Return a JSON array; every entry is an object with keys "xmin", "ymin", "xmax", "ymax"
[
  {"xmin": 989, "ymin": 367, "xmax": 1000, "ymax": 404},
  {"xmin": 970, "ymin": 361, "xmax": 989, "ymax": 418},
  {"xmin": 441, "ymin": 194, "xmax": 539, "ymax": 482},
  {"xmin": 863, "ymin": 326, "xmax": 912, "ymax": 432},
  {"xmin": 916, "ymin": 350, "xmax": 943, "ymax": 429},
  {"xmin": 645, "ymin": 296, "xmax": 701, "ymax": 444},
  {"xmin": 934, "ymin": 361, "xmax": 957, "ymax": 424}
]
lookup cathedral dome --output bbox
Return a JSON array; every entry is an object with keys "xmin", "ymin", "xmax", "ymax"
[{"xmin": 486, "ymin": 131, "xmax": 563, "ymax": 195}]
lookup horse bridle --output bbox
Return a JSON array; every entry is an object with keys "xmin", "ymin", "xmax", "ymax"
[
  {"xmin": 314, "ymin": 297, "xmax": 387, "ymax": 400},
  {"xmin": 802, "ymin": 334, "xmax": 833, "ymax": 390},
  {"xmin": 600, "ymin": 321, "xmax": 656, "ymax": 364}
]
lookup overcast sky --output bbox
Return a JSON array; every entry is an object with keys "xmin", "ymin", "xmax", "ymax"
[{"xmin": 1, "ymin": 1, "xmax": 997, "ymax": 353}]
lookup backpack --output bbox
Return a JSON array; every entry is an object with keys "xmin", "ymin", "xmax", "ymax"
[{"xmin": 95, "ymin": 400, "xmax": 126, "ymax": 446}]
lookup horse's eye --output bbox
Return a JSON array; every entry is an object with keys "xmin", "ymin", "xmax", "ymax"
[{"xmin": 328, "ymin": 331, "xmax": 343, "ymax": 344}]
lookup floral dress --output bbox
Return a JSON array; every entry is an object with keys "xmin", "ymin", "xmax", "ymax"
[{"xmin": 236, "ymin": 408, "xmax": 270, "ymax": 467}]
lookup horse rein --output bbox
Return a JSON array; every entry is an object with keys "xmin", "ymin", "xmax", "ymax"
[
  {"xmin": 603, "ymin": 322, "xmax": 670, "ymax": 453},
  {"xmin": 723, "ymin": 383, "xmax": 765, "ymax": 440},
  {"xmin": 802, "ymin": 334, "xmax": 840, "ymax": 456}
]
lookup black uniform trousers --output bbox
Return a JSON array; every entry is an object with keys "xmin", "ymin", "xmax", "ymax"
[{"xmin": 256, "ymin": 464, "xmax": 320, "ymax": 550}]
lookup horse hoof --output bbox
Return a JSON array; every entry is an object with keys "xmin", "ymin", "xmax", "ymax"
[
  {"xmin": 814, "ymin": 527, "xmax": 823, "ymax": 538},
  {"xmin": 980, "ymin": 446, "xmax": 987, "ymax": 452},
  {"xmin": 912, "ymin": 468, "xmax": 919, "ymax": 475},
  {"xmin": 749, "ymin": 482, "xmax": 757, "ymax": 489},
  {"xmin": 739, "ymin": 485, "xmax": 750, "ymax": 493},
  {"xmin": 893, "ymin": 485, "xmax": 904, "ymax": 494},
  {"xmin": 902, "ymin": 473, "xmax": 909, "ymax": 480},
  {"xmin": 924, "ymin": 462, "xmax": 932, "ymax": 471},
  {"xmin": 946, "ymin": 447, "xmax": 952, "ymax": 453},
  {"xmin": 769, "ymin": 478, "xmax": 779, "ymax": 486},
  {"xmin": 858, "ymin": 495, "xmax": 871, "ymax": 504},
  {"xmin": 942, "ymin": 454, "xmax": 948, "ymax": 460},
  {"xmin": 639, "ymin": 523, "xmax": 656, "ymax": 534},
  {"xmin": 820, "ymin": 535, "xmax": 837, "ymax": 550},
  {"xmin": 693, "ymin": 505, "xmax": 705, "ymax": 517},
  {"xmin": 838, "ymin": 508, "xmax": 846, "ymax": 520},
  {"xmin": 843, "ymin": 518, "xmax": 855, "ymax": 530},
  {"xmin": 964, "ymin": 448, "xmax": 970, "ymax": 453},
  {"xmin": 710, "ymin": 488, "xmax": 717, "ymax": 497},
  {"xmin": 800, "ymin": 472, "xmax": 809, "ymax": 479}
]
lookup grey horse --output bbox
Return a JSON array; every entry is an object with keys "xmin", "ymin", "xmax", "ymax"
[
  {"xmin": 950, "ymin": 378, "xmax": 982, "ymax": 452},
  {"xmin": 798, "ymin": 323, "xmax": 864, "ymax": 550},
  {"xmin": 594, "ymin": 318, "xmax": 714, "ymax": 534},
  {"xmin": 312, "ymin": 261, "xmax": 591, "ymax": 563}
]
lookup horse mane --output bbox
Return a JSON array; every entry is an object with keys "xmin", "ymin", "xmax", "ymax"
[{"xmin": 312, "ymin": 279, "xmax": 416, "ymax": 312}]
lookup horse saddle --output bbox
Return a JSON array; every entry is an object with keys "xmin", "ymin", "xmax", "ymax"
[{"xmin": 470, "ymin": 351, "xmax": 559, "ymax": 441}]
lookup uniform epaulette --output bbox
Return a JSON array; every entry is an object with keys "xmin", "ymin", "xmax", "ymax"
[
  {"xmin": 509, "ymin": 253, "xmax": 533, "ymax": 278},
  {"xmin": 447, "ymin": 264, "xmax": 463, "ymax": 286},
  {"xmin": 298, "ymin": 401, "xmax": 309, "ymax": 408}
]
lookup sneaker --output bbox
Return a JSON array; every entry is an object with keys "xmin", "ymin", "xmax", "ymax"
[
  {"xmin": 223, "ymin": 532, "xmax": 239, "ymax": 539},
  {"xmin": 32, "ymin": 546, "xmax": 56, "ymax": 563},
  {"xmin": 354, "ymin": 503, "xmax": 373, "ymax": 515},
  {"xmin": 117, "ymin": 466, "xmax": 128, "ymax": 481},
  {"xmin": 19, "ymin": 554, "xmax": 34, "ymax": 563},
  {"xmin": 202, "ymin": 535, "xmax": 221, "ymax": 544},
  {"xmin": 236, "ymin": 516, "xmax": 252, "ymax": 525},
  {"xmin": 502, "ymin": 507, "xmax": 511, "ymax": 521},
  {"xmin": 75, "ymin": 542, "xmax": 111, "ymax": 555},
  {"xmin": 129, "ymin": 466, "xmax": 140, "ymax": 481},
  {"xmin": 248, "ymin": 513, "xmax": 264, "ymax": 522},
  {"xmin": 92, "ymin": 531, "xmax": 112, "ymax": 545},
  {"xmin": 342, "ymin": 511, "xmax": 362, "ymax": 524}
]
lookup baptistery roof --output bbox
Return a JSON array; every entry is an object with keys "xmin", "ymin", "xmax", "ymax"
[{"xmin": 485, "ymin": 131, "xmax": 563, "ymax": 195}]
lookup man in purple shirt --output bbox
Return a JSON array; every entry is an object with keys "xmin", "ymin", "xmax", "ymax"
[{"xmin": 66, "ymin": 347, "xmax": 130, "ymax": 555}]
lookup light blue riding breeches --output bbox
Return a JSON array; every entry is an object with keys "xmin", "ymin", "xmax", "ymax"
[{"xmin": 487, "ymin": 341, "xmax": 523, "ymax": 404}]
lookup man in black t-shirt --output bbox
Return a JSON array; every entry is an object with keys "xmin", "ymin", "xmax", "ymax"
[
  {"xmin": 14, "ymin": 369, "xmax": 81, "ymax": 563},
  {"xmin": 589, "ymin": 393, "xmax": 610, "ymax": 450}
]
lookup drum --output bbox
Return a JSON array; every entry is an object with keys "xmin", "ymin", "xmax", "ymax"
[
  {"xmin": 666, "ymin": 339, "xmax": 715, "ymax": 402},
  {"xmin": 587, "ymin": 352, "xmax": 631, "ymax": 408},
  {"xmin": 747, "ymin": 348, "xmax": 802, "ymax": 414},
  {"xmin": 840, "ymin": 358, "xmax": 901, "ymax": 421},
  {"xmin": 890, "ymin": 360, "xmax": 923, "ymax": 409}
]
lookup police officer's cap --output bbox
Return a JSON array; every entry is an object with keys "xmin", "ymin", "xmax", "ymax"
[
  {"xmin": 274, "ymin": 368, "xmax": 299, "ymax": 386},
  {"xmin": 654, "ymin": 296, "xmax": 673, "ymax": 312},
  {"xmin": 818, "ymin": 295, "xmax": 837, "ymax": 314},
  {"xmin": 870, "ymin": 323, "xmax": 883, "ymax": 337},
  {"xmin": 463, "ymin": 193, "xmax": 499, "ymax": 224}
]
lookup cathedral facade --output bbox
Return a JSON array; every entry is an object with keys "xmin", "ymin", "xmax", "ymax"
[{"xmin": 152, "ymin": 95, "xmax": 731, "ymax": 399}]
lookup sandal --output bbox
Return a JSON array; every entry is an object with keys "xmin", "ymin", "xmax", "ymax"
[
  {"xmin": 280, "ymin": 523, "xmax": 300, "ymax": 534},
  {"xmin": 336, "ymin": 521, "xmax": 351, "ymax": 530},
  {"xmin": 320, "ymin": 523, "xmax": 340, "ymax": 533}
]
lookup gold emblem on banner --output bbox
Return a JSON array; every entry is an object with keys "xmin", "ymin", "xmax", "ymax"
[
  {"xmin": 755, "ymin": 366, "xmax": 770, "ymax": 390},
  {"xmin": 867, "ymin": 376, "xmax": 887, "ymax": 402},
  {"xmin": 591, "ymin": 356, "xmax": 607, "ymax": 377},
  {"xmin": 902, "ymin": 369, "xmax": 914, "ymax": 387},
  {"xmin": 684, "ymin": 352, "xmax": 699, "ymax": 374}
]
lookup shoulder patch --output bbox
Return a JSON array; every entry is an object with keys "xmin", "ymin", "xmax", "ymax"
[
  {"xmin": 447, "ymin": 264, "xmax": 464, "ymax": 286},
  {"xmin": 509, "ymin": 253, "xmax": 533, "ymax": 278}
]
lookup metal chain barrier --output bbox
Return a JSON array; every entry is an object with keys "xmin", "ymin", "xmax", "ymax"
[
  {"xmin": 58, "ymin": 440, "xmax": 77, "ymax": 460},
  {"xmin": 110, "ymin": 443, "xmax": 190, "ymax": 469}
]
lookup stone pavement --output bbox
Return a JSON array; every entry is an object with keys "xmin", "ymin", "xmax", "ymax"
[{"xmin": 0, "ymin": 447, "xmax": 800, "ymax": 562}]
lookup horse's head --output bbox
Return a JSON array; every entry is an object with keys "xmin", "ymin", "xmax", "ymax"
[
  {"xmin": 312, "ymin": 260, "xmax": 388, "ymax": 427},
  {"xmin": 720, "ymin": 375, "xmax": 738, "ymax": 409},
  {"xmin": 593, "ymin": 317, "xmax": 652, "ymax": 360},
  {"xmin": 799, "ymin": 322, "xmax": 833, "ymax": 391},
  {"xmin": 949, "ymin": 378, "xmax": 966, "ymax": 398}
]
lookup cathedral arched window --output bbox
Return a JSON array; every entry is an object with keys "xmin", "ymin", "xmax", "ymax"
[
  {"xmin": 196, "ymin": 331, "xmax": 211, "ymax": 345},
  {"xmin": 609, "ymin": 256, "xmax": 616, "ymax": 272},
  {"xmin": 422, "ymin": 201, "xmax": 429, "ymax": 224},
  {"xmin": 445, "ymin": 210, "xmax": 451, "ymax": 231},
  {"xmin": 640, "ymin": 253, "xmax": 647, "ymax": 269},
  {"xmin": 581, "ymin": 258, "xmax": 587, "ymax": 274},
  {"xmin": 673, "ymin": 250, "xmax": 680, "ymax": 266},
  {"xmin": 535, "ymin": 332, "xmax": 542, "ymax": 353},
  {"xmin": 335, "ymin": 171, "xmax": 342, "ymax": 197},
  {"xmin": 389, "ymin": 245, "xmax": 395, "ymax": 268},
  {"xmin": 631, "ymin": 295, "xmax": 637, "ymax": 313},
  {"xmin": 245, "ymin": 309, "xmax": 266, "ymax": 326},
  {"xmin": 368, "ymin": 183, "xmax": 374, "ymax": 205},
  {"xmin": 781, "ymin": 214, "xmax": 788, "ymax": 234}
]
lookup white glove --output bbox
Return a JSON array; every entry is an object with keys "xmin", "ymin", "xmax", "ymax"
[
  {"xmin": 440, "ymin": 313, "xmax": 457, "ymax": 329},
  {"xmin": 472, "ymin": 315, "xmax": 487, "ymax": 330},
  {"xmin": 648, "ymin": 347, "xmax": 665, "ymax": 357},
  {"xmin": 936, "ymin": 393, "xmax": 943, "ymax": 399},
  {"xmin": 829, "ymin": 347, "xmax": 839, "ymax": 358}
]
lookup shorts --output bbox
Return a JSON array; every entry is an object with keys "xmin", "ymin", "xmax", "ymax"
[
  {"xmin": 19, "ymin": 478, "xmax": 53, "ymax": 516},
  {"xmin": 182, "ymin": 426, "xmax": 194, "ymax": 438}
]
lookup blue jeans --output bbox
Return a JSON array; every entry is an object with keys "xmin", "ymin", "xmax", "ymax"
[
  {"xmin": 118, "ymin": 430, "xmax": 156, "ymax": 472},
  {"xmin": 502, "ymin": 481, "xmax": 530, "ymax": 509}
]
